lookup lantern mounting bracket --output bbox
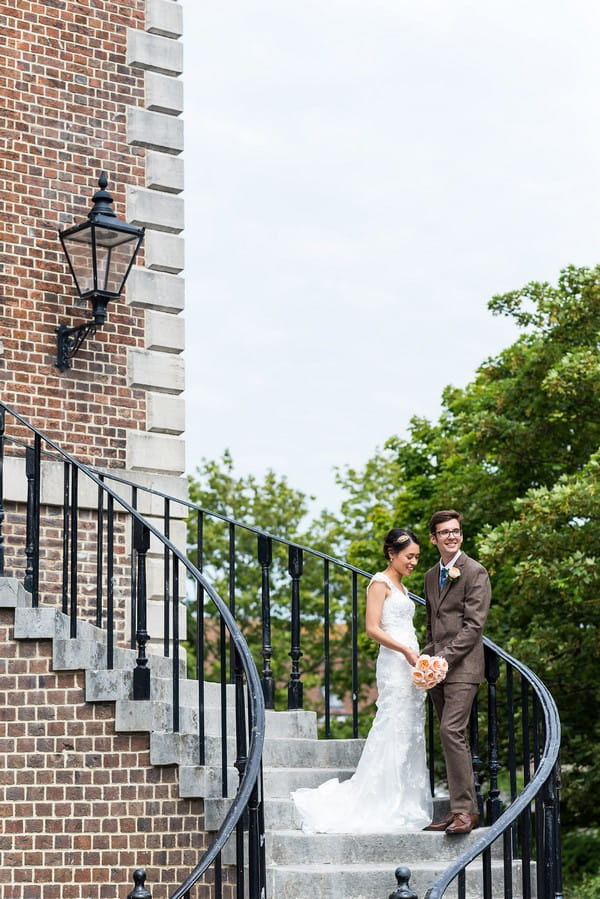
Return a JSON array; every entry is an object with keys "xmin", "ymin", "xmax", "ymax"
[{"xmin": 56, "ymin": 321, "xmax": 98, "ymax": 372}]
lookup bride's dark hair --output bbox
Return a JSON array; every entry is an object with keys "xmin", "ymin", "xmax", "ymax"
[{"xmin": 383, "ymin": 527, "xmax": 420, "ymax": 561}]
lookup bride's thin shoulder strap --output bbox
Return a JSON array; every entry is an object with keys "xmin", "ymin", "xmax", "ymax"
[{"xmin": 369, "ymin": 572, "xmax": 393, "ymax": 589}]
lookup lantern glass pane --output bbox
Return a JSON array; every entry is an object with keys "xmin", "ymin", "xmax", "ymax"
[
  {"xmin": 62, "ymin": 230, "xmax": 95, "ymax": 296},
  {"xmin": 93, "ymin": 226, "xmax": 140, "ymax": 295}
]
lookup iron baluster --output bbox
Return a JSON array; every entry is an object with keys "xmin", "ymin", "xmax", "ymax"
[
  {"xmin": 287, "ymin": 544, "xmax": 303, "ymax": 709},
  {"xmin": 106, "ymin": 493, "xmax": 114, "ymax": 670},
  {"xmin": 533, "ymin": 696, "xmax": 544, "ymax": 899},
  {"xmin": 69, "ymin": 464, "xmax": 78, "ymax": 636},
  {"xmin": 130, "ymin": 485, "xmax": 138, "ymax": 649},
  {"xmin": 196, "ymin": 510, "xmax": 206, "ymax": 766},
  {"xmin": 132, "ymin": 518, "xmax": 151, "ymax": 700},
  {"xmin": 32, "ymin": 434, "xmax": 41, "ymax": 606},
  {"xmin": 234, "ymin": 647, "xmax": 248, "ymax": 899},
  {"xmin": 163, "ymin": 497, "xmax": 171, "ymax": 656},
  {"xmin": 482, "ymin": 845, "xmax": 492, "ymax": 899},
  {"xmin": 220, "ymin": 606, "xmax": 228, "ymax": 796},
  {"xmin": 503, "ymin": 826, "xmax": 514, "ymax": 899},
  {"xmin": 506, "ymin": 663, "xmax": 519, "ymax": 858},
  {"xmin": 62, "ymin": 461, "xmax": 70, "ymax": 614},
  {"xmin": 247, "ymin": 771, "xmax": 262, "ymax": 899},
  {"xmin": 172, "ymin": 554, "xmax": 180, "ymax": 733},
  {"xmin": 96, "ymin": 480, "xmax": 104, "ymax": 627},
  {"xmin": 485, "ymin": 647, "xmax": 503, "ymax": 823},
  {"xmin": 520, "ymin": 677, "xmax": 532, "ymax": 899},
  {"xmin": 24, "ymin": 445, "xmax": 36, "ymax": 596},
  {"xmin": 469, "ymin": 695, "xmax": 484, "ymax": 822},
  {"xmin": 323, "ymin": 558, "xmax": 331, "ymax": 737},
  {"xmin": 457, "ymin": 868, "xmax": 466, "ymax": 899},
  {"xmin": 0, "ymin": 407, "xmax": 4, "ymax": 575},
  {"xmin": 552, "ymin": 761, "xmax": 564, "ymax": 899},
  {"xmin": 229, "ymin": 521, "xmax": 236, "ymax": 682},
  {"xmin": 258, "ymin": 534, "xmax": 274, "ymax": 709},
  {"xmin": 351, "ymin": 570, "xmax": 359, "ymax": 737}
]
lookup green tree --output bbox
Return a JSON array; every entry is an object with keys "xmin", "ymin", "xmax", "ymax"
[
  {"xmin": 333, "ymin": 264, "xmax": 600, "ymax": 827},
  {"xmin": 185, "ymin": 452, "xmax": 377, "ymax": 725}
]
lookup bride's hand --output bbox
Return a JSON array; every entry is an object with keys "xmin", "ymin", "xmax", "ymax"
[{"xmin": 405, "ymin": 649, "xmax": 419, "ymax": 667}]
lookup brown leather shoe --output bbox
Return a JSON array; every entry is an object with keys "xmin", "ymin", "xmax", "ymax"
[
  {"xmin": 423, "ymin": 813, "xmax": 455, "ymax": 832},
  {"xmin": 445, "ymin": 812, "xmax": 479, "ymax": 835}
]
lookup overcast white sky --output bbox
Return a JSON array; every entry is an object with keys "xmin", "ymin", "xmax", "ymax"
[{"xmin": 179, "ymin": 0, "xmax": 599, "ymax": 513}]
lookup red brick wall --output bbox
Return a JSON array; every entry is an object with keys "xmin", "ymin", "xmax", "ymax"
[
  {"xmin": 0, "ymin": 608, "xmax": 209, "ymax": 899},
  {"xmin": 0, "ymin": 1, "xmax": 147, "ymax": 467}
]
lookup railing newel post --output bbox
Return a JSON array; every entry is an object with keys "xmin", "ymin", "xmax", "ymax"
[
  {"xmin": 132, "ymin": 518, "xmax": 151, "ymax": 701},
  {"xmin": 258, "ymin": 534, "xmax": 275, "ymax": 709},
  {"xmin": 287, "ymin": 544, "xmax": 303, "ymax": 710},
  {"xmin": 127, "ymin": 868, "xmax": 152, "ymax": 898},
  {"xmin": 389, "ymin": 865, "xmax": 418, "ymax": 898}
]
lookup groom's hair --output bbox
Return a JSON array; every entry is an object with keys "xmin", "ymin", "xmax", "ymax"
[{"xmin": 428, "ymin": 509, "xmax": 464, "ymax": 535}]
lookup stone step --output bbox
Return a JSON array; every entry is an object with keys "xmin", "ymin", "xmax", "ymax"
[
  {"xmin": 266, "ymin": 828, "xmax": 497, "ymax": 866},
  {"xmin": 267, "ymin": 857, "xmax": 534, "ymax": 899},
  {"xmin": 149, "ymin": 729, "xmax": 365, "ymax": 769}
]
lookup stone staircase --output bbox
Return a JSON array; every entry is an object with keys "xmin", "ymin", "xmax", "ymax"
[{"xmin": 1, "ymin": 578, "xmax": 534, "ymax": 899}]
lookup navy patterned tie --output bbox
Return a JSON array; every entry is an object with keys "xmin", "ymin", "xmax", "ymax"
[{"xmin": 440, "ymin": 566, "xmax": 448, "ymax": 588}]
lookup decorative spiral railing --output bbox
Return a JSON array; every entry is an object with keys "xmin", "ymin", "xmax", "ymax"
[
  {"xmin": 0, "ymin": 400, "xmax": 562, "ymax": 898},
  {"xmin": 0, "ymin": 403, "xmax": 266, "ymax": 898}
]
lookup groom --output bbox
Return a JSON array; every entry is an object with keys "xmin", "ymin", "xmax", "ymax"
[{"xmin": 423, "ymin": 509, "xmax": 491, "ymax": 835}]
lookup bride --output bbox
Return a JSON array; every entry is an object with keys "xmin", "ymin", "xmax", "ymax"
[{"xmin": 291, "ymin": 528, "xmax": 433, "ymax": 833}]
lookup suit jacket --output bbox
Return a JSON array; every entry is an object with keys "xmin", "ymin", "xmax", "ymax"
[{"xmin": 423, "ymin": 551, "xmax": 491, "ymax": 684}]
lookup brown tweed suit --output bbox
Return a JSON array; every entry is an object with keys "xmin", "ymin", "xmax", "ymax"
[{"xmin": 423, "ymin": 551, "xmax": 491, "ymax": 815}]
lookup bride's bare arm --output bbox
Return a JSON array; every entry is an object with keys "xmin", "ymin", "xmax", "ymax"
[{"xmin": 365, "ymin": 581, "xmax": 419, "ymax": 667}]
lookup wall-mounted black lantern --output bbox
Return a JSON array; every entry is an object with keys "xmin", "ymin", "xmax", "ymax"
[{"xmin": 56, "ymin": 172, "xmax": 145, "ymax": 371}]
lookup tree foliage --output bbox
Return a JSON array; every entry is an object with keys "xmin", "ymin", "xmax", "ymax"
[
  {"xmin": 334, "ymin": 264, "xmax": 600, "ymax": 825},
  {"xmin": 186, "ymin": 265, "xmax": 599, "ymax": 826}
]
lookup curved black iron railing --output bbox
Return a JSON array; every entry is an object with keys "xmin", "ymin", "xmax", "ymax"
[
  {"xmin": 0, "ymin": 403, "xmax": 266, "ymax": 898},
  {"xmin": 93, "ymin": 465, "xmax": 562, "ymax": 898},
  {"xmin": 0, "ymin": 401, "xmax": 562, "ymax": 898}
]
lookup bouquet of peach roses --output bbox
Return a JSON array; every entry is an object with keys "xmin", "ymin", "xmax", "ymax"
[{"xmin": 412, "ymin": 654, "xmax": 448, "ymax": 690}]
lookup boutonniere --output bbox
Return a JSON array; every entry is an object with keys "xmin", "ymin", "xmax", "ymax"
[{"xmin": 447, "ymin": 566, "xmax": 461, "ymax": 581}]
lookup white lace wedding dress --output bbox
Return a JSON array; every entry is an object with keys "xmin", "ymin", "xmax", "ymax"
[{"xmin": 291, "ymin": 572, "xmax": 433, "ymax": 833}]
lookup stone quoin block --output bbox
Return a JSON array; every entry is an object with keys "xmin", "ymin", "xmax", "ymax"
[
  {"xmin": 145, "ymin": 71, "xmax": 183, "ymax": 115},
  {"xmin": 127, "ymin": 29, "xmax": 183, "ymax": 76},
  {"xmin": 126, "ymin": 430, "xmax": 186, "ymax": 475},
  {"xmin": 127, "ymin": 268, "xmax": 185, "ymax": 313},
  {"xmin": 145, "ymin": 310, "xmax": 185, "ymax": 353},
  {"xmin": 146, "ymin": 0, "xmax": 184, "ymax": 39},
  {"xmin": 128, "ymin": 185, "xmax": 184, "ymax": 232},
  {"xmin": 128, "ymin": 348, "xmax": 185, "ymax": 393},
  {"xmin": 147, "ymin": 392, "xmax": 186, "ymax": 434},
  {"xmin": 146, "ymin": 150, "xmax": 184, "ymax": 194},
  {"xmin": 144, "ymin": 230, "xmax": 185, "ymax": 273},
  {"xmin": 128, "ymin": 106, "xmax": 184, "ymax": 154}
]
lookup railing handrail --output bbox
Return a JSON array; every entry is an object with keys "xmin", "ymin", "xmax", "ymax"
[
  {"xmin": 0, "ymin": 402, "xmax": 266, "ymax": 898},
  {"xmin": 2, "ymin": 404, "xmax": 562, "ymax": 898},
  {"xmin": 423, "ymin": 634, "xmax": 561, "ymax": 898},
  {"xmin": 89, "ymin": 465, "xmax": 563, "ymax": 897}
]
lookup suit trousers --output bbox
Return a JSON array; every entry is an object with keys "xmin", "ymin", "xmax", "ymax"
[{"xmin": 430, "ymin": 680, "xmax": 479, "ymax": 815}]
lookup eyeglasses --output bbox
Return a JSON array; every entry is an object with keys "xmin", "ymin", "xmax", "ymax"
[{"xmin": 436, "ymin": 528, "xmax": 462, "ymax": 538}]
